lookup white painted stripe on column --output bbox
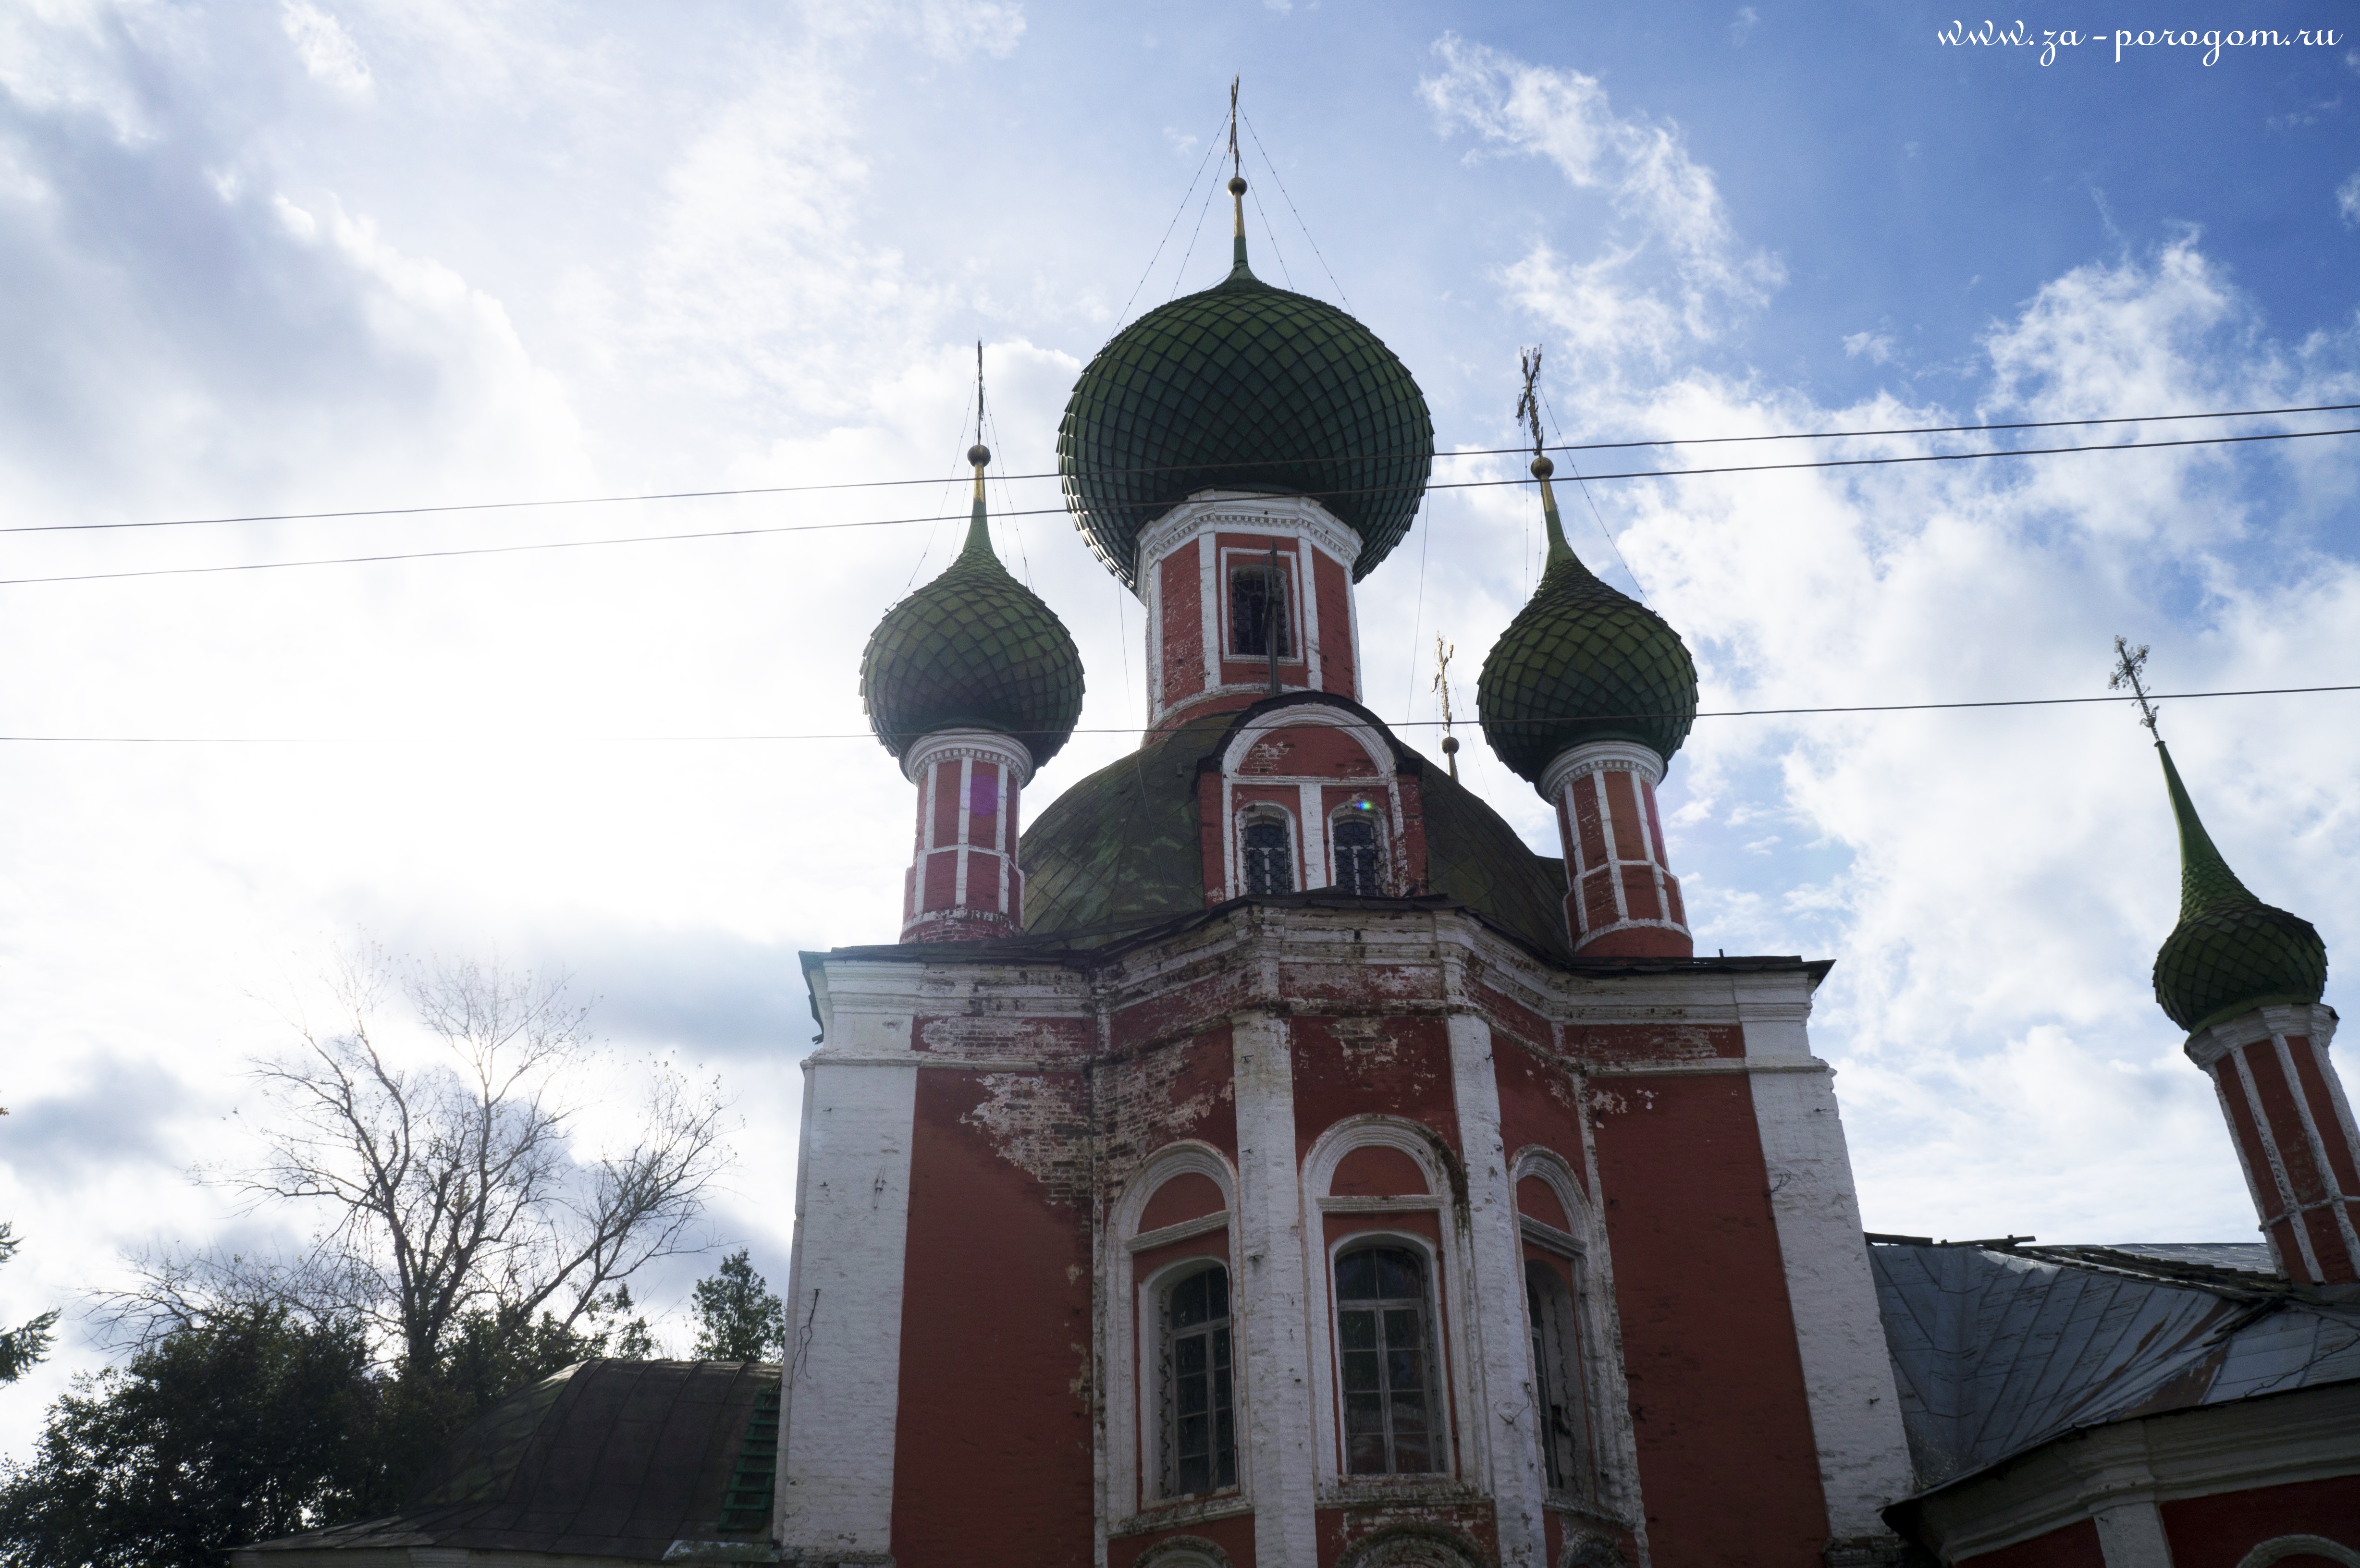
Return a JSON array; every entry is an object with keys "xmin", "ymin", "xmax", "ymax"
[
  {"xmin": 1745, "ymin": 1016, "xmax": 1916, "ymax": 1543},
  {"xmin": 2092, "ymin": 1499, "xmax": 2177, "ymax": 1568},
  {"xmin": 1591, "ymin": 776, "xmax": 1631, "ymax": 922},
  {"xmin": 777, "ymin": 1059, "xmax": 919, "ymax": 1558},
  {"xmin": 1298, "ymin": 782, "xmax": 1327, "ymax": 890},
  {"xmin": 1298, "ymin": 543, "xmax": 1323, "ymax": 693},
  {"xmin": 2210, "ymin": 1066, "xmax": 2284, "ymax": 1268},
  {"xmin": 2235, "ymin": 1045, "xmax": 2324, "ymax": 1281},
  {"xmin": 1234, "ymin": 1013, "xmax": 1318, "ymax": 1568},
  {"xmin": 953, "ymin": 757, "xmax": 972, "ymax": 910},
  {"xmin": 2274, "ymin": 1032, "xmax": 2360, "ymax": 1265},
  {"xmin": 1199, "ymin": 533, "xmax": 1220, "ymax": 697},
  {"xmin": 1448, "ymin": 1011, "xmax": 1549, "ymax": 1568}
]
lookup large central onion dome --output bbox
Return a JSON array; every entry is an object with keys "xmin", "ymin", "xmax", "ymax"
[
  {"xmin": 1057, "ymin": 217, "xmax": 1433, "ymax": 591},
  {"xmin": 1478, "ymin": 457, "xmax": 1699, "ymax": 785},
  {"xmin": 2150, "ymin": 742, "xmax": 2328, "ymax": 1032},
  {"xmin": 861, "ymin": 445, "xmax": 1085, "ymax": 768}
]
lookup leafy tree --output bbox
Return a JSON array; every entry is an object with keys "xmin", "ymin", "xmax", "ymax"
[
  {"xmin": 0, "ymin": 1224, "xmax": 58, "ymax": 1385},
  {"xmin": 0, "ymin": 1308, "xmax": 383, "ymax": 1568},
  {"xmin": 689, "ymin": 1250, "xmax": 787, "ymax": 1361}
]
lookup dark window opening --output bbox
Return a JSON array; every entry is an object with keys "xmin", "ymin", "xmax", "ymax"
[
  {"xmin": 1163, "ymin": 1266, "xmax": 1236, "ymax": 1497},
  {"xmin": 1242, "ymin": 818, "xmax": 1293, "ymax": 895},
  {"xmin": 1525, "ymin": 1257, "xmax": 1588, "ymax": 1495},
  {"xmin": 1335, "ymin": 1245, "xmax": 1440, "ymax": 1475},
  {"xmin": 1331, "ymin": 813, "xmax": 1383, "ymax": 897},
  {"xmin": 1229, "ymin": 564, "xmax": 1294, "ymax": 660}
]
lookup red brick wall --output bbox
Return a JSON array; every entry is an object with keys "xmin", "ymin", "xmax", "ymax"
[
  {"xmin": 1588, "ymin": 1066, "xmax": 1828, "ymax": 1565},
  {"xmin": 892, "ymin": 1071, "xmax": 1094, "ymax": 1566},
  {"xmin": 1291, "ymin": 1016, "xmax": 1460, "ymax": 1164},
  {"xmin": 2160, "ymin": 1472, "xmax": 2360, "ymax": 1564}
]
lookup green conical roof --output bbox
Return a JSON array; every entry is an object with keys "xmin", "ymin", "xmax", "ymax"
[
  {"xmin": 1057, "ymin": 243, "xmax": 1432, "ymax": 591},
  {"xmin": 1475, "ymin": 467, "xmax": 1698, "ymax": 784},
  {"xmin": 2149, "ymin": 741, "xmax": 2327, "ymax": 1032},
  {"xmin": 860, "ymin": 480, "xmax": 1084, "ymax": 768}
]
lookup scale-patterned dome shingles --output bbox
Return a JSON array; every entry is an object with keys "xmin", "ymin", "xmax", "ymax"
[
  {"xmin": 2149, "ymin": 742, "xmax": 2328, "ymax": 1032},
  {"xmin": 860, "ymin": 530, "xmax": 1085, "ymax": 768},
  {"xmin": 1477, "ymin": 551, "xmax": 1699, "ymax": 784},
  {"xmin": 1058, "ymin": 270, "xmax": 1433, "ymax": 589}
]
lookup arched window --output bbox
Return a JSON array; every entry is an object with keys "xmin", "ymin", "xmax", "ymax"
[
  {"xmin": 1161, "ymin": 1265, "xmax": 1236, "ymax": 1496},
  {"xmin": 1329, "ymin": 807, "xmax": 1384, "ymax": 896},
  {"xmin": 1334, "ymin": 1244, "xmax": 1439, "ymax": 1475},
  {"xmin": 1241, "ymin": 811, "xmax": 1294, "ymax": 895},
  {"xmin": 1524, "ymin": 1259, "xmax": 1587, "ymax": 1493}
]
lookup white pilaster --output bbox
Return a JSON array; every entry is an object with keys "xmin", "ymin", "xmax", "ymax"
[
  {"xmin": 1743, "ymin": 999, "xmax": 1916, "ymax": 1544},
  {"xmin": 775, "ymin": 1057, "xmax": 918, "ymax": 1562},
  {"xmin": 1447, "ymin": 1011, "xmax": 1550, "ymax": 1568},
  {"xmin": 2092, "ymin": 1500, "xmax": 2176, "ymax": 1568},
  {"xmin": 1233, "ymin": 1012, "xmax": 1318, "ymax": 1568}
]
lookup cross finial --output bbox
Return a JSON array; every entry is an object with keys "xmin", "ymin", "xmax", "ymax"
[
  {"xmin": 2108, "ymin": 634, "xmax": 2162, "ymax": 735},
  {"xmin": 1515, "ymin": 344, "xmax": 1547, "ymax": 458},
  {"xmin": 1229, "ymin": 76, "xmax": 1241, "ymax": 182},
  {"xmin": 1432, "ymin": 635, "xmax": 1460, "ymax": 779}
]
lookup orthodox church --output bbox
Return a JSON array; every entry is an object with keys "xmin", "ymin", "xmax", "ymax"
[{"xmin": 244, "ymin": 175, "xmax": 2358, "ymax": 1568}]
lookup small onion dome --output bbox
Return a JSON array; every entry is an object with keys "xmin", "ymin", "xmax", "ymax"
[
  {"xmin": 1057, "ymin": 225, "xmax": 1432, "ymax": 591},
  {"xmin": 1476, "ymin": 455, "xmax": 1697, "ymax": 785},
  {"xmin": 2150, "ymin": 742, "xmax": 2327, "ymax": 1032},
  {"xmin": 860, "ymin": 471, "xmax": 1084, "ymax": 768}
]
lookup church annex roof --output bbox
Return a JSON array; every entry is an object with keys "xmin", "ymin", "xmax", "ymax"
[
  {"xmin": 1016, "ymin": 695, "xmax": 1574, "ymax": 960},
  {"xmin": 1056, "ymin": 247, "xmax": 1432, "ymax": 591},
  {"xmin": 235, "ymin": 1360, "xmax": 779, "ymax": 1565},
  {"xmin": 1869, "ymin": 1237, "xmax": 2360, "ymax": 1498}
]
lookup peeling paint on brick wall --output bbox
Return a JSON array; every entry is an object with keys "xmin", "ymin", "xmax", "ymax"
[{"xmin": 960, "ymin": 1070, "xmax": 1096, "ymax": 1208}]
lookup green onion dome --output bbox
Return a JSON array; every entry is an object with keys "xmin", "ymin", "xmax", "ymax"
[
  {"xmin": 1057, "ymin": 228, "xmax": 1433, "ymax": 591},
  {"xmin": 1476, "ymin": 458, "xmax": 1698, "ymax": 785},
  {"xmin": 860, "ymin": 461, "xmax": 1085, "ymax": 768},
  {"xmin": 2150, "ymin": 742, "xmax": 2327, "ymax": 1033}
]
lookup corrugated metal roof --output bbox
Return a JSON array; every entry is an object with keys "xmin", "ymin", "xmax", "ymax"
[
  {"xmin": 1872, "ymin": 1239, "xmax": 2360, "ymax": 1490},
  {"xmin": 237, "ymin": 1359, "xmax": 780, "ymax": 1564}
]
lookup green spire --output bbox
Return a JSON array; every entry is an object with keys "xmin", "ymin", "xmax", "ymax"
[
  {"xmin": 2157, "ymin": 741, "xmax": 2258, "ymax": 919},
  {"xmin": 2116, "ymin": 640, "xmax": 2329, "ymax": 1033},
  {"xmin": 859, "ymin": 352, "xmax": 1086, "ymax": 766}
]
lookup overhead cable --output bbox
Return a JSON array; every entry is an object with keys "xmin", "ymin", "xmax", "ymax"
[
  {"xmin": 7, "ymin": 402, "xmax": 2353, "ymax": 540},
  {"xmin": 4, "ymin": 424, "xmax": 2354, "ymax": 588},
  {"xmin": 0, "ymin": 684, "xmax": 2351, "ymax": 744}
]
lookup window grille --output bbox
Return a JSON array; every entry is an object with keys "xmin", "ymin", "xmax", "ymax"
[
  {"xmin": 1229, "ymin": 564, "xmax": 1294, "ymax": 660},
  {"xmin": 1162, "ymin": 1266, "xmax": 1236, "ymax": 1496},
  {"xmin": 1334, "ymin": 1245, "xmax": 1440, "ymax": 1475},
  {"xmin": 1524, "ymin": 1258, "xmax": 1589, "ymax": 1496},
  {"xmin": 1331, "ymin": 811, "xmax": 1383, "ymax": 896},
  {"xmin": 1242, "ymin": 817, "xmax": 1293, "ymax": 895}
]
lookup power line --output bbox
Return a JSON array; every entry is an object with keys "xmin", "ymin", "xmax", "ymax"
[
  {"xmin": 12, "ymin": 402, "xmax": 2353, "ymax": 540},
  {"xmin": 6, "ymin": 425, "xmax": 2354, "ymax": 589},
  {"xmin": 1, "ymin": 684, "xmax": 2350, "ymax": 744}
]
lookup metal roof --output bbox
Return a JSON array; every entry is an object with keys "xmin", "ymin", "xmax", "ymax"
[
  {"xmin": 1871, "ymin": 1238, "xmax": 2360, "ymax": 1492},
  {"xmin": 236, "ymin": 1359, "xmax": 780, "ymax": 1565}
]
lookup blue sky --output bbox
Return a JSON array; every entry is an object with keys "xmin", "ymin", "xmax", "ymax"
[{"xmin": 1, "ymin": 0, "xmax": 2355, "ymax": 1457}]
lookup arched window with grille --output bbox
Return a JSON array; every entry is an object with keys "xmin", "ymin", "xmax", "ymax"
[
  {"xmin": 1334, "ymin": 1243, "xmax": 1441, "ymax": 1475},
  {"xmin": 1161, "ymin": 1264, "xmax": 1236, "ymax": 1497},
  {"xmin": 1240, "ymin": 809, "xmax": 1295, "ymax": 895},
  {"xmin": 1329, "ymin": 805, "xmax": 1385, "ymax": 896}
]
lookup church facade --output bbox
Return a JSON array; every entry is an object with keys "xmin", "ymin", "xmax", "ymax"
[{"xmin": 243, "ymin": 181, "xmax": 2359, "ymax": 1568}]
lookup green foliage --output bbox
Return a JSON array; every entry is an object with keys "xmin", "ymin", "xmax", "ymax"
[
  {"xmin": 0, "ymin": 1225, "xmax": 58, "ymax": 1385},
  {"xmin": 689, "ymin": 1251, "xmax": 786, "ymax": 1362},
  {"xmin": 0, "ymin": 1308, "xmax": 383, "ymax": 1568}
]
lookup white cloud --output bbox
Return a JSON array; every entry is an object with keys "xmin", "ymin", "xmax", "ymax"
[
  {"xmin": 915, "ymin": 0, "xmax": 1025, "ymax": 60},
  {"xmin": 281, "ymin": 0, "xmax": 372, "ymax": 96},
  {"xmin": 1729, "ymin": 6, "xmax": 1758, "ymax": 45},
  {"xmin": 1842, "ymin": 329, "xmax": 1895, "ymax": 364},
  {"xmin": 2339, "ymin": 167, "xmax": 2360, "ymax": 226},
  {"xmin": 1419, "ymin": 33, "xmax": 1783, "ymax": 376}
]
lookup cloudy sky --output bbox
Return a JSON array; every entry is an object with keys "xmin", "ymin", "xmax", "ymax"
[{"xmin": 2, "ymin": 0, "xmax": 2356, "ymax": 1456}]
